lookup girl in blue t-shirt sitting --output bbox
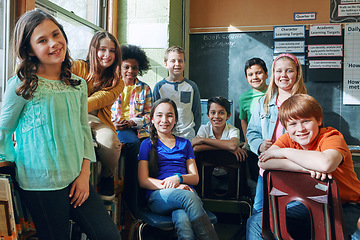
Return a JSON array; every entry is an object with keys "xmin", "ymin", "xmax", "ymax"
[{"xmin": 138, "ymin": 98, "xmax": 218, "ymax": 240}]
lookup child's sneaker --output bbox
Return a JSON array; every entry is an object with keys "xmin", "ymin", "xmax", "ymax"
[{"xmin": 99, "ymin": 176, "xmax": 116, "ymax": 201}]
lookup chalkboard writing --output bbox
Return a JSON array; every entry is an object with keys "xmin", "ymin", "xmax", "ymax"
[{"xmin": 189, "ymin": 31, "xmax": 360, "ymax": 145}]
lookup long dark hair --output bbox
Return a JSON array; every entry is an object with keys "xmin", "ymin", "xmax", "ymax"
[
  {"xmin": 13, "ymin": 9, "xmax": 74, "ymax": 100},
  {"xmin": 86, "ymin": 31, "xmax": 121, "ymax": 94},
  {"xmin": 148, "ymin": 98, "xmax": 178, "ymax": 177}
]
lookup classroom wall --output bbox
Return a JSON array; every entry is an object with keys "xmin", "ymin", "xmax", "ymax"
[
  {"xmin": 188, "ymin": 0, "xmax": 360, "ymax": 145},
  {"xmin": 190, "ymin": 0, "xmax": 330, "ymax": 32},
  {"xmin": 117, "ymin": 0, "xmax": 184, "ymax": 89}
]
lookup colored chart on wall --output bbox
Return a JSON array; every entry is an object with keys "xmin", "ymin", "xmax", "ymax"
[{"xmin": 344, "ymin": 22, "xmax": 360, "ymax": 104}]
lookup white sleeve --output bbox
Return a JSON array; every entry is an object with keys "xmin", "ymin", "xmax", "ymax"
[
  {"xmin": 197, "ymin": 124, "xmax": 209, "ymax": 138},
  {"xmin": 227, "ymin": 124, "xmax": 240, "ymax": 139}
]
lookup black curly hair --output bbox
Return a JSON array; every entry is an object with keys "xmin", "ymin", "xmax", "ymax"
[{"xmin": 120, "ymin": 45, "xmax": 150, "ymax": 76}]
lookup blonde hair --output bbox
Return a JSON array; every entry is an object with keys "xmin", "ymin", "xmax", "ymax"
[
  {"xmin": 262, "ymin": 53, "xmax": 307, "ymax": 113},
  {"xmin": 279, "ymin": 94, "xmax": 323, "ymax": 128},
  {"xmin": 164, "ymin": 46, "xmax": 185, "ymax": 62}
]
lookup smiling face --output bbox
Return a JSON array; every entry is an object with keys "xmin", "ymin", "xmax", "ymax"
[
  {"xmin": 121, "ymin": 58, "xmax": 139, "ymax": 85},
  {"xmin": 97, "ymin": 37, "xmax": 116, "ymax": 69},
  {"xmin": 207, "ymin": 103, "xmax": 230, "ymax": 129},
  {"xmin": 285, "ymin": 117, "xmax": 322, "ymax": 150},
  {"xmin": 152, "ymin": 102, "xmax": 177, "ymax": 136},
  {"xmin": 29, "ymin": 19, "xmax": 66, "ymax": 69},
  {"xmin": 246, "ymin": 64, "xmax": 268, "ymax": 91},
  {"xmin": 165, "ymin": 51, "xmax": 185, "ymax": 77},
  {"xmin": 274, "ymin": 59, "xmax": 297, "ymax": 93}
]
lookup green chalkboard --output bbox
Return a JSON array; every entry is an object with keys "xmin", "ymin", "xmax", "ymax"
[{"xmin": 189, "ymin": 31, "xmax": 360, "ymax": 145}]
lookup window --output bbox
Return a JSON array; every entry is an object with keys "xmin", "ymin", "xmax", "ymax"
[
  {"xmin": 36, "ymin": 0, "xmax": 105, "ymax": 60},
  {"xmin": 47, "ymin": 0, "xmax": 102, "ymax": 27}
]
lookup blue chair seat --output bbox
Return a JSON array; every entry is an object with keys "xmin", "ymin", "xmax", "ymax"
[{"xmin": 139, "ymin": 208, "xmax": 217, "ymax": 230}]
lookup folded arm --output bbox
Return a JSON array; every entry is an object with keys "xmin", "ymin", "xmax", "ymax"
[
  {"xmin": 192, "ymin": 136, "xmax": 239, "ymax": 151},
  {"xmin": 259, "ymin": 145, "xmax": 342, "ymax": 173}
]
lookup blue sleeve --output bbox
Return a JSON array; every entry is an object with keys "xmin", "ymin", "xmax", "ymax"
[
  {"xmin": 185, "ymin": 139, "xmax": 195, "ymax": 160},
  {"xmin": 0, "ymin": 76, "xmax": 27, "ymax": 161},
  {"xmin": 138, "ymin": 138, "xmax": 151, "ymax": 161},
  {"xmin": 246, "ymin": 101, "xmax": 264, "ymax": 156},
  {"xmin": 191, "ymin": 82, "xmax": 201, "ymax": 133},
  {"xmin": 153, "ymin": 82, "xmax": 161, "ymax": 101}
]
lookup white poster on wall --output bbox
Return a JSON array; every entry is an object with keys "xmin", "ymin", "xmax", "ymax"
[
  {"xmin": 344, "ymin": 23, "xmax": 360, "ymax": 104},
  {"xmin": 128, "ymin": 23, "xmax": 168, "ymax": 48}
]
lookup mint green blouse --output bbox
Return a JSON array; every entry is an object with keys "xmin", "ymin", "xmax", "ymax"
[{"xmin": 0, "ymin": 75, "xmax": 96, "ymax": 191}]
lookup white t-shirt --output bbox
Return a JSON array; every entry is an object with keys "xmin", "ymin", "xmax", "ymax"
[{"xmin": 197, "ymin": 122, "xmax": 240, "ymax": 140}]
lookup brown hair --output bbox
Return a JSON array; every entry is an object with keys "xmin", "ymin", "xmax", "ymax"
[
  {"xmin": 13, "ymin": 9, "xmax": 74, "ymax": 100},
  {"xmin": 148, "ymin": 98, "xmax": 178, "ymax": 177},
  {"xmin": 263, "ymin": 53, "xmax": 307, "ymax": 113},
  {"xmin": 85, "ymin": 31, "xmax": 121, "ymax": 94},
  {"xmin": 279, "ymin": 94, "xmax": 323, "ymax": 128}
]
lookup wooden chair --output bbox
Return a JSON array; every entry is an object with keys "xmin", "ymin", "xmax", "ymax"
[{"xmin": 262, "ymin": 170, "xmax": 347, "ymax": 240}]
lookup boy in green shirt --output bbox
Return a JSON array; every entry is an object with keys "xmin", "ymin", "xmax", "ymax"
[{"xmin": 238, "ymin": 58, "xmax": 268, "ymax": 183}]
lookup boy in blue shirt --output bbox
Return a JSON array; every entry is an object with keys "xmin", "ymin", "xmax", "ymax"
[{"xmin": 153, "ymin": 46, "xmax": 201, "ymax": 141}]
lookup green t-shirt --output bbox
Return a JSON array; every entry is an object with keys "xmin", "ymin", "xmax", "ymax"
[{"xmin": 238, "ymin": 87, "xmax": 267, "ymax": 122}]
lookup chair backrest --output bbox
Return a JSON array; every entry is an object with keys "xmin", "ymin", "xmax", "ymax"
[
  {"xmin": 262, "ymin": 170, "xmax": 347, "ymax": 240},
  {"xmin": 195, "ymin": 150, "xmax": 248, "ymax": 200},
  {"xmin": 123, "ymin": 151, "xmax": 147, "ymax": 217}
]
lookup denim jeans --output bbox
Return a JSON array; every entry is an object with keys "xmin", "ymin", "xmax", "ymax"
[
  {"xmin": 117, "ymin": 128, "xmax": 141, "ymax": 167},
  {"xmin": 117, "ymin": 128, "xmax": 141, "ymax": 201},
  {"xmin": 246, "ymin": 201, "xmax": 360, "ymax": 240},
  {"xmin": 20, "ymin": 183, "xmax": 120, "ymax": 240},
  {"xmin": 148, "ymin": 188, "xmax": 208, "ymax": 240},
  {"xmin": 252, "ymin": 174, "xmax": 263, "ymax": 214}
]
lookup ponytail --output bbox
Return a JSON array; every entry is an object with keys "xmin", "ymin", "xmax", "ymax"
[{"xmin": 148, "ymin": 123, "xmax": 159, "ymax": 178}]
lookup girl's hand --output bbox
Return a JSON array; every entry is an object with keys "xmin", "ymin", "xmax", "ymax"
[
  {"xmin": 115, "ymin": 119, "xmax": 130, "ymax": 130},
  {"xmin": 69, "ymin": 172, "xmax": 90, "ymax": 208},
  {"xmin": 259, "ymin": 139, "xmax": 273, "ymax": 153},
  {"xmin": 258, "ymin": 148, "xmax": 285, "ymax": 162},
  {"xmin": 161, "ymin": 175, "xmax": 180, "ymax": 188},
  {"xmin": 176, "ymin": 184, "xmax": 194, "ymax": 192},
  {"xmin": 308, "ymin": 170, "xmax": 332, "ymax": 181},
  {"xmin": 129, "ymin": 120, "xmax": 137, "ymax": 127},
  {"xmin": 230, "ymin": 147, "xmax": 247, "ymax": 162}
]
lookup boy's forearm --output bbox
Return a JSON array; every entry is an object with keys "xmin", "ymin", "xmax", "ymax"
[
  {"xmin": 193, "ymin": 144, "xmax": 221, "ymax": 152},
  {"xmin": 201, "ymin": 138, "xmax": 239, "ymax": 151},
  {"xmin": 259, "ymin": 158, "xmax": 307, "ymax": 172},
  {"xmin": 279, "ymin": 148, "xmax": 341, "ymax": 173},
  {"xmin": 240, "ymin": 119, "xmax": 248, "ymax": 142}
]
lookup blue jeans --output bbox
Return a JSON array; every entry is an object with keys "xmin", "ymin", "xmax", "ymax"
[
  {"xmin": 117, "ymin": 128, "xmax": 141, "ymax": 167},
  {"xmin": 252, "ymin": 174, "xmax": 263, "ymax": 214},
  {"xmin": 117, "ymin": 128, "xmax": 141, "ymax": 201},
  {"xmin": 20, "ymin": 183, "xmax": 120, "ymax": 240},
  {"xmin": 246, "ymin": 201, "xmax": 360, "ymax": 239},
  {"xmin": 148, "ymin": 188, "xmax": 208, "ymax": 240}
]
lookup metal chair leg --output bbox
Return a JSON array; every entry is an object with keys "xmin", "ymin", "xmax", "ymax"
[
  {"xmin": 138, "ymin": 222, "xmax": 148, "ymax": 240},
  {"xmin": 128, "ymin": 219, "xmax": 142, "ymax": 240}
]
